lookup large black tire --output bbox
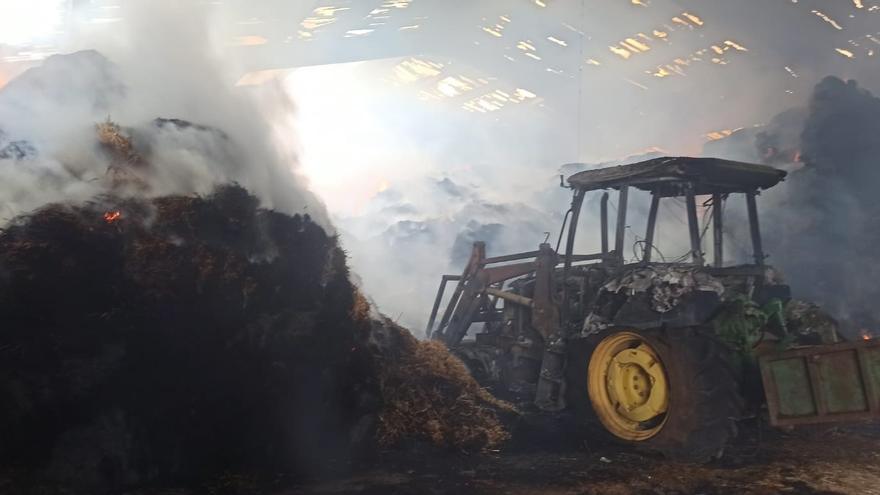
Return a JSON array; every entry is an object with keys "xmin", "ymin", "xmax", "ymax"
[{"xmin": 565, "ymin": 326, "xmax": 744, "ymax": 462}]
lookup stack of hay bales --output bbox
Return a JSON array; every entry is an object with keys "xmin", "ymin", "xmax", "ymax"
[{"xmin": 0, "ymin": 185, "xmax": 512, "ymax": 493}]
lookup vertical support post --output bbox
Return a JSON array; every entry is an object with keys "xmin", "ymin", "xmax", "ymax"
[
  {"xmin": 600, "ymin": 192, "xmax": 609, "ymax": 255},
  {"xmin": 712, "ymin": 193, "xmax": 724, "ymax": 268},
  {"xmin": 564, "ymin": 190, "xmax": 586, "ymax": 273},
  {"xmin": 436, "ymin": 242, "xmax": 485, "ymax": 337},
  {"xmin": 426, "ymin": 275, "xmax": 461, "ymax": 337},
  {"xmin": 746, "ymin": 191, "xmax": 765, "ymax": 266},
  {"xmin": 643, "ymin": 193, "xmax": 660, "ymax": 262},
  {"xmin": 614, "ymin": 186, "xmax": 629, "ymax": 264},
  {"xmin": 685, "ymin": 184, "xmax": 705, "ymax": 266},
  {"xmin": 533, "ymin": 243, "xmax": 565, "ymax": 411},
  {"xmin": 561, "ymin": 189, "xmax": 585, "ymax": 327}
]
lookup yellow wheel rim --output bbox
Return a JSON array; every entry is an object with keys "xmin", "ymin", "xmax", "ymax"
[{"xmin": 587, "ymin": 331, "xmax": 669, "ymax": 441}]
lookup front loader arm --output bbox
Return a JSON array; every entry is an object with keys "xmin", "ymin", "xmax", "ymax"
[{"xmin": 427, "ymin": 242, "xmax": 559, "ymax": 347}]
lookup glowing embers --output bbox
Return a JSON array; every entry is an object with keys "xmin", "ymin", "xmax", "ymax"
[
  {"xmin": 646, "ymin": 40, "xmax": 749, "ymax": 78},
  {"xmin": 461, "ymin": 88, "xmax": 537, "ymax": 113},
  {"xmin": 607, "ymin": 12, "xmax": 704, "ymax": 60},
  {"xmin": 103, "ymin": 211, "xmax": 122, "ymax": 224}
]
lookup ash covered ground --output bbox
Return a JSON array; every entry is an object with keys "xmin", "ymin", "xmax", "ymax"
[{"xmin": 297, "ymin": 422, "xmax": 880, "ymax": 495}]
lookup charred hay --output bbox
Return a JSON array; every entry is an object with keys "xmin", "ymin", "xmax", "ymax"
[
  {"xmin": 0, "ymin": 185, "xmax": 511, "ymax": 493},
  {"xmin": 0, "ymin": 185, "xmax": 366, "ymax": 490},
  {"xmin": 370, "ymin": 318, "xmax": 515, "ymax": 452}
]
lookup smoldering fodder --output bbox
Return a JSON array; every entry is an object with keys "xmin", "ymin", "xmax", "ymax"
[
  {"xmin": 0, "ymin": 185, "xmax": 365, "ymax": 491},
  {"xmin": 0, "ymin": 184, "xmax": 515, "ymax": 493},
  {"xmin": 708, "ymin": 76, "xmax": 880, "ymax": 336},
  {"xmin": 369, "ymin": 318, "xmax": 515, "ymax": 451}
]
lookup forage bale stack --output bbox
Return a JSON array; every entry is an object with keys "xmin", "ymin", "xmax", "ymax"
[{"xmin": 0, "ymin": 185, "xmax": 512, "ymax": 493}]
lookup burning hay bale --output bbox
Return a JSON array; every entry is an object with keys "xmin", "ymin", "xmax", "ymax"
[
  {"xmin": 0, "ymin": 185, "xmax": 512, "ymax": 492},
  {"xmin": 370, "ymin": 318, "xmax": 515, "ymax": 451},
  {"xmin": 0, "ymin": 185, "xmax": 373, "ymax": 491}
]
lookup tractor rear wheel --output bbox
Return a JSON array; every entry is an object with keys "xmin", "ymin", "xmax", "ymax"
[{"xmin": 566, "ymin": 327, "xmax": 743, "ymax": 462}]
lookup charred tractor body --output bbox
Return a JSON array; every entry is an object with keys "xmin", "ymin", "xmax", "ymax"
[{"xmin": 427, "ymin": 156, "xmax": 880, "ymax": 460}]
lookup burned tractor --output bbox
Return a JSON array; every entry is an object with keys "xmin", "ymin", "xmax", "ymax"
[{"xmin": 427, "ymin": 156, "xmax": 880, "ymax": 460}]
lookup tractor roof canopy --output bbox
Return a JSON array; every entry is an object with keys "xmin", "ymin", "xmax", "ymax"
[{"xmin": 566, "ymin": 156, "xmax": 787, "ymax": 197}]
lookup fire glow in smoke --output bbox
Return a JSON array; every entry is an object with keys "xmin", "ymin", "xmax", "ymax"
[{"xmin": 103, "ymin": 211, "xmax": 122, "ymax": 224}]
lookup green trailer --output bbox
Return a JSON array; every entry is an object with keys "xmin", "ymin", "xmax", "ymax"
[{"xmin": 761, "ymin": 339, "xmax": 880, "ymax": 426}]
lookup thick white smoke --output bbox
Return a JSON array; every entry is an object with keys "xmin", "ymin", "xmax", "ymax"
[
  {"xmin": 3, "ymin": 0, "xmax": 879, "ymax": 333},
  {"xmin": 0, "ymin": 0, "xmax": 326, "ymax": 226}
]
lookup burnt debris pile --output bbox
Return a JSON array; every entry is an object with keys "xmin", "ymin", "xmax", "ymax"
[
  {"xmin": 0, "ymin": 185, "xmax": 366, "ymax": 490},
  {"xmin": 0, "ymin": 185, "xmax": 511, "ymax": 493},
  {"xmin": 370, "ymin": 319, "xmax": 514, "ymax": 451}
]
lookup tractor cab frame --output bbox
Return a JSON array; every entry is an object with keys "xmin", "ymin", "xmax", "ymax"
[{"xmin": 427, "ymin": 157, "xmax": 786, "ymax": 351}]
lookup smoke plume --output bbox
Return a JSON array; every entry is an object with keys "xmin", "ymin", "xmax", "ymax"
[
  {"xmin": 0, "ymin": 0, "xmax": 325, "ymax": 226},
  {"xmin": 708, "ymin": 76, "xmax": 880, "ymax": 335}
]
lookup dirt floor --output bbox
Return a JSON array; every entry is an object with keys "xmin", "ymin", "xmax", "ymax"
[{"xmin": 290, "ymin": 420, "xmax": 880, "ymax": 495}]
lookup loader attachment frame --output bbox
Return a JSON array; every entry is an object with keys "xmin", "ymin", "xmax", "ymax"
[{"xmin": 427, "ymin": 242, "xmax": 563, "ymax": 347}]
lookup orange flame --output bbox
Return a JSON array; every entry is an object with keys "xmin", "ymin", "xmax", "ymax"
[
  {"xmin": 860, "ymin": 329, "xmax": 873, "ymax": 341},
  {"xmin": 103, "ymin": 211, "xmax": 122, "ymax": 224}
]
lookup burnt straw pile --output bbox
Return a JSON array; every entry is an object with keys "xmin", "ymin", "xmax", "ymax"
[{"xmin": 0, "ymin": 185, "xmax": 511, "ymax": 493}]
